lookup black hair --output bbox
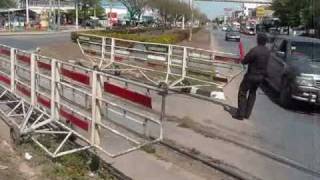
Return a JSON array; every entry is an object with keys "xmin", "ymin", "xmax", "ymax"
[{"xmin": 257, "ymin": 33, "xmax": 268, "ymax": 46}]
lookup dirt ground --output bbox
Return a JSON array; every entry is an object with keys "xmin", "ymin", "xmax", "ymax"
[
  {"xmin": 0, "ymin": 139, "xmax": 41, "ymax": 180},
  {"xmin": 0, "ymin": 118, "xmax": 114, "ymax": 180}
]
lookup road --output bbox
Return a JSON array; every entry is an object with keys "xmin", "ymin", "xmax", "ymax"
[
  {"xmin": 0, "ymin": 33, "xmax": 71, "ymax": 51},
  {"xmin": 210, "ymin": 29, "xmax": 320, "ymax": 174}
]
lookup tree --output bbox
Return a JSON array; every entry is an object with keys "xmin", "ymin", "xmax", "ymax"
[
  {"xmin": 272, "ymin": 0, "xmax": 320, "ymax": 37},
  {"xmin": 0, "ymin": 0, "xmax": 16, "ymax": 8},
  {"xmin": 147, "ymin": 0, "xmax": 192, "ymax": 26},
  {"xmin": 119, "ymin": 0, "xmax": 149, "ymax": 21},
  {"xmin": 78, "ymin": 0, "xmax": 104, "ymax": 20}
]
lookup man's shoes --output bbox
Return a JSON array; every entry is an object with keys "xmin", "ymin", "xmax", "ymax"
[{"xmin": 232, "ymin": 114, "xmax": 244, "ymax": 121}]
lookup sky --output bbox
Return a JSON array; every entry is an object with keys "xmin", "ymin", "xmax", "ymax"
[
  {"xmin": 194, "ymin": 1, "xmax": 242, "ymax": 19},
  {"xmin": 101, "ymin": 0, "xmax": 243, "ymax": 20}
]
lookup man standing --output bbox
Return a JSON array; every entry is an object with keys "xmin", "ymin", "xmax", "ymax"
[{"xmin": 233, "ymin": 34, "xmax": 270, "ymax": 120}]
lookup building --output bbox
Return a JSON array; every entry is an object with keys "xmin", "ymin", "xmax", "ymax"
[
  {"xmin": 19, "ymin": 0, "xmax": 75, "ymax": 14},
  {"xmin": 243, "ymin": 3, "xmax": 260, "ymax": 17}
]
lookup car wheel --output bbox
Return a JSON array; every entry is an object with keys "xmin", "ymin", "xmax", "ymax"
[
  {"xmin": 279, "ymin": 78, "xmax": 292, "ymax": 108},
  {"xmin": 225, "ymin": 37, "xmax": 229, "ymax": 41}
]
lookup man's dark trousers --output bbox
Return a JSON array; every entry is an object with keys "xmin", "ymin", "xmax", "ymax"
[{"xmin": 237, "ymin": 74, "xmax": 263, "ymax": 118}]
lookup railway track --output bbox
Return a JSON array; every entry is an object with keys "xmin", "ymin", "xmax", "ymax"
[{"xmin": 158, "ymin": 140, "xmax": 261, "ymax": 180}]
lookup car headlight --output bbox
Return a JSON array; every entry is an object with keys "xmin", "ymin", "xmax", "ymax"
[{"xmin": 296, "ymin": 76, "xmax": 314, "ymax": 87}]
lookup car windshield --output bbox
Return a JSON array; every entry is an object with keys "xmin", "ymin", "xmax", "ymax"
[
  {"xmin": 227, "ymin": 27, "xmax": 239, "ymax": 32},
  {"xmin": 291, "ymin": 41, "xmax": 320, "ymax": 61}
]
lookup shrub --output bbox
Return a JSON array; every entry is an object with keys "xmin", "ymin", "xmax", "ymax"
[{"xmin": 71, "ymin": 27, "xmax": 202, "ymax": 44}]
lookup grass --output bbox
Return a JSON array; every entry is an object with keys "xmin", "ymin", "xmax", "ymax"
[
  {"xmin": 141, "ymin": 144, "xmax": 156, "ymax": 154},
  {"xmin": 17, "ymin": 139, "xmax": 117, "ymax": 180}
]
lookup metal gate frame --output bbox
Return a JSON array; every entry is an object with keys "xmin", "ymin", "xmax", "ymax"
[
  {"xmin": 0, "ymin": 44, "xmax": 166, "ymax": 158},
  {"xmin": 77, "ymin": 34, "xmax": 244, "ymax": 91}
]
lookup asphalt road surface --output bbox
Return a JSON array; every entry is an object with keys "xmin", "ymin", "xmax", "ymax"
[
  {"xmin": 211, "ymin": 29, "xmax": 320, "ymax": 174},
  {"xmin": 0, "ymin": 32, "xmax": 71, "ymax": 51}
]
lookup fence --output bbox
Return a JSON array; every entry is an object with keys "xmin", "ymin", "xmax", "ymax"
[
  {"xmin": 77, "ymin": 34, "xmax": 244, "ymax": 94},
  {"xmin": 0, "ymin": 34, "xmax": 244, "ymax": 158},
  {"xmin": 0, "ymin": 44, "xmax": 165, "ymax": 158}
]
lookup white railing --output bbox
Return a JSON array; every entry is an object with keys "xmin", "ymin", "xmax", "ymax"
[
  {"xmin": 0, "ymin": 44, "xmax": 165, "ymax": 158},
  {"xmin": 77, "ymin": 33, "xmax": 244, "ymax": 93}
]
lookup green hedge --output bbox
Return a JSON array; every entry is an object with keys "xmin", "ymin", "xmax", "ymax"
[{"xmin": 71, "ymin": 28, "xmax": 201, "ymax": 44}]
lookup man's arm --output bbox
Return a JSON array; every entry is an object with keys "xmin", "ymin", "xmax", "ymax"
[{"xmin": 241, "ymin": 49, "xmax": 255, "ymax": 65}]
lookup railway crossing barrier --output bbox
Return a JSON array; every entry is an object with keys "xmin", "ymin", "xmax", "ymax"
[
  {"xmin": 77, "ymin": 34, "xmax": 244, "ymax": 94},
  {"xmin": 0, "ymin": 35, "xmax": 243, "ymax": 158},
  {"xmin": 0, "ymin": 44, "xmax": 165, "ymax": 158}
]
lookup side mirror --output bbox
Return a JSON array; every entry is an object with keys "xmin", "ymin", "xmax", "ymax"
[{"xmin": 276, "ymin": 51, "xmax": 286, "ymax": 59}]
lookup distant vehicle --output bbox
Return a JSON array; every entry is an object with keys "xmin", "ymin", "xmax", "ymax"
[
  {"xmin": 242, "ymin": 26, "xmax": 256, "ymax": 35},
  {"xmin": 82, "ymin": 17, "xmax": 100, "ymax": 29},
  {"xmin": 266, "ymin": 36, "xmax": 320, "ymax": 107},
  {"xmin": 225, "ymin": 27, "xmax": 240, "ymax": 42},
  {"xmin": 222, "ymin": 25, "xmax": 228, "ymax": 31}
]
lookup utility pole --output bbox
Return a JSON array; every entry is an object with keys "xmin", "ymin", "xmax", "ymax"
[
  {"xmin": 26, "ymin": 0, "xmax": 30, "ymax": 28},
  {"xmin": 75, "ymin": 0, "xmax": 79, "ymax": 29},
  {"xmin": 109, "ymin": 0, "xmax": 113, "ymax": 29},
  {"xmin": 57, "ymin": 0, "xmax": 61, "ymax": 30},
  {"xmin": 8, "ymin": 10, "xmax": 11, "ymax": 32},
  {"xmin": 189, "ymin": 0, "xmax": 194, "ymax": 41},
  {"xmin": 180, "ymin": 0, "xmax": 185, "ymax": 30}
]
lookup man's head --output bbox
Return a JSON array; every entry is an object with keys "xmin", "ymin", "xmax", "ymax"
[{"xmin": 257, "ymin": 33, "xmax": 268, "ymax": 46}]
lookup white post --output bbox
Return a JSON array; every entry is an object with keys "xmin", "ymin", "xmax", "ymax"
[
  {"xmin": 182, "ymin": 15, "xmax": 185, "ymax": 30},
  {"xmin": 75, "ymin": 0, "xmax": 79, "ymax": 29},
  {"xmin": 26, "ymin": 0, "xmax": 30, "ymax": 27},
  {"xmin": 10, "ymin": 48, "xmax": 15, "ymax": 92},
  {"xmin": 50, "ymin": 59, "xmax": 60, "ymax": 120},
  {"xmin": 91, "ymin": 71, "xmax": 101, "ymax": 146},
  {"xmin": 30, "ymin": 54, "xmax": 36, "ymax": 106},
  {"xmin": 110, "ymin": 38, "xmax": 115, "ymax": 63},
  {"xmin": 165, "ymin": 45, "xmax": 172, "ymax": 82},
  {"xmin": 182, "ymin": 47, "xmax": 187, "ymax": 78},
  {"xmin": 101, "ymin": 37, "xmax": 106, "ymax": 60}
]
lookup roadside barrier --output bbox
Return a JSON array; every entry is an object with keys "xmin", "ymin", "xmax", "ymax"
[
  {"xmin": 0, "ymin": 44, "xmax": 165, "ymax": 158},
  {"xmin": 0, "ymin": 35, "xmax": 244, "ymax": 158},
  {"xmin": 77, "ymin": 34, "xmax": 244, "ymax": 93}
]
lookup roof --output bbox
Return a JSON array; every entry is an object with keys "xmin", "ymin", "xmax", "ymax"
[
  {"xmin": 0, "ymin": 8, "xmax": 24, "ymax": 13},
  {"xmin": 276, "ymin": 35, "xmax": 320, "ymax": 44}
]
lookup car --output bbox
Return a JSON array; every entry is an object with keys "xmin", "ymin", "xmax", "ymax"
[
  {"xmin": 225, "ymin": 27, "xmax": 240, "ymax": 42},
  {"xmin": 222, "ymin": 25, "xmax": 228, "ymax": 31},
  {"xmin": 246, "ymin": 27, "xmax": 256, "ymax": 35},
  {"xmin": 266, "ymin": 36, "xmax": 320, "ymax": 107},
  {"xmin": 81, "ymin": 17, "xmax": 100, "ymax": 29}
]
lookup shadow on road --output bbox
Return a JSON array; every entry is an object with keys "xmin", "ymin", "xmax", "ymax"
[{"xmin": 260, "ymin": 81, "xmax": 320, "ymax": 116}]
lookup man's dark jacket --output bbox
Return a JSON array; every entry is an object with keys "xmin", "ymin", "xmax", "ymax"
[{"xmin": 242, "ymin": 45, "xmax": 271, "ymax": 80}]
